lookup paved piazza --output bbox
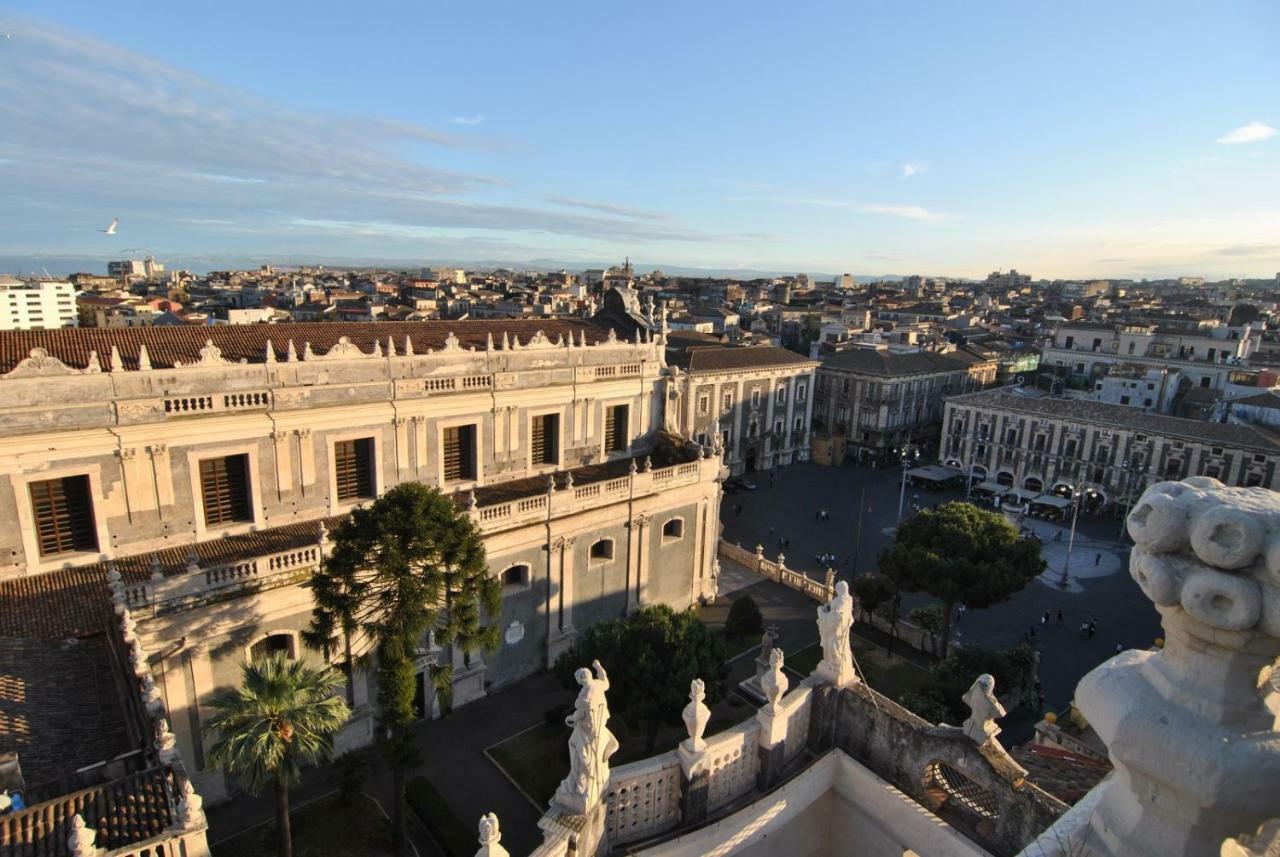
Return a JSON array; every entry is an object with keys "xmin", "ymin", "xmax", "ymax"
[{"xmin": 720, "ymin": 462, "xmax": 1162, "ymax": 714}]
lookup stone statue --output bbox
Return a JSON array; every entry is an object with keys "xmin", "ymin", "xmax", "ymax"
[
  {"xmin": 553, "ymin": 659, "xmax": 619, "ymax": 815},
  {"xmin": 475, "ymin": 812, "xmax": 509, "ymax": 857},
  {"xmin": 962, "ymin": 674, "xmax": 1006, "ymax": 744},
  {"xmin": 681, "ymin": 678, "xmax": 711, "ymax": 753},
  {"xmin": 816, "ymin": 580, "xmax": 857, "ymax": 687},
  {"xmin": 760, "ymin": 648, "xmax": 788, "ymax": 713},
  {"xmin": 176, "ymin": 778, "xmax": 206, "ymax": 830},
  {"xmin": 67, "ymin": 814, "xmax": 100, "ymax": 857},
  {"xmin": 154, "ymin": 717, "xmax": 179, "ymax": 763},
  {"xmin": 1047, "ymin": 479, "xmax": 1280, "ymax": 856},
  {"xmin": 758, "ymin": 626, "xmax": 777, "ymax": 661}
]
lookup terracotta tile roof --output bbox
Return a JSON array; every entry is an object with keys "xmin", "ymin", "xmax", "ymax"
[
  {"xmin": 0, "ymin": 319, "xmax": 611, "ymax": 372},
  {"xmin": 0, "ymin": 566, "xmax": 114, "ymax": 639},
  {"xmin": 1011, "ymin": 743, "xmax": 1110, "ymax": 805},
  {"xmin": 819, "ymin": 349, "xmax": 972, "ymax": 376},
  {"xmin": 949, "ymin": 387, "xmax": 1280, "ymax": 450},
  {"xmin": 671, "ymin": 345, "xmax": 816, "ymax": 373}
]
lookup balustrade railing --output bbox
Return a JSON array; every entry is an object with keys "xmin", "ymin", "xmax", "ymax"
[
  {"xmin": 604, "ymin": 751, "xmax": 682, "ymax": 845},
  {"xmin": 704, "ymin": 721, "xmax": 762, "ymax": 811}
]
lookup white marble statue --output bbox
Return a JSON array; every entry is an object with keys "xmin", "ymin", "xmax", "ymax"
[
  {"xmin": 816, "ymin": 580, "xmax": 857, "ymax": 687},
  {"xmin": 154, "ymin": 717, "xmax": 179, "ymax": 763},
  {"xmin": 961, "ymin": 673, "xmax": 1006, "ymax": 744},
  {"xmin": 67, "ymin": 814, "xmax": 100, "ymax": 857},
  {"xmin": 760, "ymin": 648, "xmax": 788, "ymax": 713},
  {"xmin": 475, "ymin": 812, "xmax": 509, "ymax": 857},
  {"xmin": 553, "ymin": 660, "xmax": 619, "ymax": 815},
  {"xmin": 681, "ymin": 678, "xmax": 711, "ymax": 753}
]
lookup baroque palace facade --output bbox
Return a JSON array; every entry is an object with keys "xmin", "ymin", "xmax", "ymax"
[{"xmin": 0, "ymin": 318, "xmax": 724, "ymax": 803}]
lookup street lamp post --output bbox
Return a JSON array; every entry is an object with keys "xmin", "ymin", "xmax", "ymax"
[
  {"xmin": 896, "ymin": 444, "xmax": 919, "ymax": 522},
  {"xmin": 1059, "ymin": 483, "xmax": 1084, "ymax": 589}
]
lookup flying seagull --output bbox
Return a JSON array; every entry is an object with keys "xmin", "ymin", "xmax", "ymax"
[{"xmin": 99, "ymin": 218, "xmax": 118, "ymax": 235}]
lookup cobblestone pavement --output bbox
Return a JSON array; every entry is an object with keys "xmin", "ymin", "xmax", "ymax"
[{"xmin": 720, "ymin": 463, "xmax": 1161, "ymax": 719}]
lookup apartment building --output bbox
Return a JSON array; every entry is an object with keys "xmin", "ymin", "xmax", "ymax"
[
  {"xmin": 0, "ymin": 277, "xmax": 78, "ymax": 330},
  {"xmin": 0, "ymin": 319, "xmax": 722, "ymax": 802},
  {"xmin": 811, "ymin": 349, "xmax": 996, "ymax": 465},
  {"xmin": 940, "ymin": 388, "xmax": 1280, "ymax": 509},
  {"xmin": 669, "ymin": 345, "xmax": 818, "ymax": 474},
  {"xmin": 1042, "ymin": 320, "xmax": 1259, "ymax": 391}
]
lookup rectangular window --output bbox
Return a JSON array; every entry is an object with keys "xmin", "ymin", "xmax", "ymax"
[
  {"xmin": 532, "ymin": 413, "xmax": 560, "ymax": 465},
  {"xmin": 199, "ymin": 454, "xmax": 253, "ymax": 526},
  {"xmin": 605, "ymin": 404, "xmax": 629, "ymax": 453},
  {"xmin": 443, "ymin": 424, "xmax": 477, "ymax": 481},
  {"xmin": 29, "ymin": 475, "xmax": 97, "ymax": 556},
  {"xmin": 697, "ymin": 393, "xmax": 709, "ymax": 415},
  {"xmin": 334, "ymin": 438, "xmax": 375, "ymax": 501}
]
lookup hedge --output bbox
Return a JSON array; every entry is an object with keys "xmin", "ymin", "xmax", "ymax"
[{"xmin": 405, "ymin": 776, "xmax": 476, "ymax": 857}]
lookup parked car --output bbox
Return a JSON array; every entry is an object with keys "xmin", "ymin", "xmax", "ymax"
[{"xmin": 725, "ymin": 476, "xmax": 758, "ymax": 492}]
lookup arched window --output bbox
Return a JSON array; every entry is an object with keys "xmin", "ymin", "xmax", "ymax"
[
  {"xmin": 502, "ymin": 564, "xmax": 530, "ymax": 587},
  {"xmin": 662, "ymin": 518, "xmax": 684, "ymax": 541},
  {"xmin": 250, "ymin": 632, "xmax": 296, "ymax": 662},
  {"xmin": 589, "ymin": 539, "xmax": 614, "ymax": 561}
]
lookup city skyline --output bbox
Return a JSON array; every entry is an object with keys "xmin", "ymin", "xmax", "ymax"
[{"xmin": 1, "ymin": 1, "xmax": 1278, "ymax": 279}]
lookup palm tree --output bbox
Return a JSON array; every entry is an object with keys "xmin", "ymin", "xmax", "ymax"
[{"xmin": 205, "ymin": 654, "xmax": 351, "ymax": 857}]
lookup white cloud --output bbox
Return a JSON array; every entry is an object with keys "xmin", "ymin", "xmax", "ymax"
[
  {"xmin": 859, "ymin": 203, "xmax": 948, "ymax": 222},
  {"xmin": 0, "ymin": 15, "xmax": 733, "ymax": 250},
  {"xmin": 900, "ymin": 162, "xmax": 925, "ymax": 178},
  {"xmin": 544, "ymin": 196, "xmax": 670, "ymax": 220},
  {"xmin": 1216, "ymin": 121, "xmax": 1277, "ymax": 144},
  {"xmin": 450, "ymin": 115, "xmax": 485, "ymax": 125}
]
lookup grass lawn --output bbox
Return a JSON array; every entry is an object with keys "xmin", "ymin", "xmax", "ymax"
[
  {"xmin": 489, "ymin": 710, "xmax": 738, "ymax": 808},
  {"xmin": 213, "ymin": 794, "xmax": 393, "ymax": 857},
  {"xmin": 784, "ymin": 639, "xmax": 931, "ymax": 706}
]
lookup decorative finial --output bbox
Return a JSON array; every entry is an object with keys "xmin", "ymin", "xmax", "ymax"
[
  {"xmin": 476, "ymin": 812, "xmax": 508, "ymax": 857},
  {"xmin": 138, "ymin": 344, "xmax": 153, "ymax": 370},
  {"xmin": 109, "ymin": 345, "xmax": 123, "ymax": 373},
  {"xmin": 264, "ymin": 340, "xmax": 276, "ymax": 364},
  {"xmin": 404, "ymin": 335, "xmax": 415, "ymax": 357},
  {"xmin": 185, "ymin": 546, "xmax": 200, "ymax": 574},
  {"xmin": 286, "ymin": 339, "xmax": 298, "ymax": 362},
  {"xmin": 149, "ymin": 553, "xmax": 164, "ymax": 581},
  {"xmin": 564, "ymin": 471, "xmax": 574, "ymax": 489}
]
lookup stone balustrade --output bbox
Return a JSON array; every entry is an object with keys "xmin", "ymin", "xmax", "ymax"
[
  {"xmin": 470, "ymin": 458, "xmax": 714, "ymax": 535},
  {"xmin": 603, "ymin": 751, "xmax": 683, "ymax": 845},
  {"xmin": 717, "ymin": 540, "xmax": 836, "ymax": 603}
]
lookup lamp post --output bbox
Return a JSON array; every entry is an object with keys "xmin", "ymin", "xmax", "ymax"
[
  {"xmin": 1059, "ymin": 483, "xmax": 1086, "ymax": 589},
  {"xmin": 897, "ymin": 444, "xmax": 920, "ymax": 522}
]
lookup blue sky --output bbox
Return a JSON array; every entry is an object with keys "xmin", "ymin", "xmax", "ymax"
[{"xmin": 1, "ymin": 1, "xmax": 1277, "ymax": 278}]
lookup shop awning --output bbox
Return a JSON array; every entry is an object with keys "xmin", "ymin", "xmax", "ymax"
[
  {"xmin": 973, "ymin": 480, "xmax": 1009, "ymax": 495},
  {"xmin": 1031, "ymin": 494, "xmax": 1072, "ymax": 509},
  {"xmin": 905, "ymin": 465, "xmax": 964, "ymax": 483}
]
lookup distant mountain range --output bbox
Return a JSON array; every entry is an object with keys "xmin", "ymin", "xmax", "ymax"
[{"xmin": 0, "ymin": 253, "xmax": 894, "ymax": 283}]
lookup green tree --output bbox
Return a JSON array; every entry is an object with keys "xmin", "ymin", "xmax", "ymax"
[
  {"xmin": 724, "ymin": 594, "xmax": 763, "ymax": 641},
  {"xmin": 900, "ymin": 643, "xmax": 1033, "ymax": 725},
  {"xmin": 554, "ymin": 605, "xmax": 727, "ymax": 752},
  {"xmin": 879, "ymin": 502, "xmax": 1044, "ymax": 657},
  {"xmin": 1229, "ymin": 303, "xmax": 1261, "ymax": 327},
  {"xmin": 909, "ymin": 604, "xmax": 946, "ymax": 656},
  {"xmin": 205, "ymin": 654, "xmax": 351, "ymax": 857},
  {"xmin": 307, "ymin": 483, "xmax": 500, "ymax": 857},
  {"xmin": 852, "ymin": 572, "xmax": 898, "ymax": 655}
]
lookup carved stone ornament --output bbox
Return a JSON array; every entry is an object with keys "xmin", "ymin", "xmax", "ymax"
[
  {"xmin": 116, "ymin": 400, "xmax": 165, "ymax": 420},
  {"xmin": 176, "ymin": 339, "xmax": 232, "ymax": 368},
  {"xmin": 760, "ymin": 648, "xmax": 788, "ymax": 713},
  {"xmin": 67, "ymin": 814, "xmax": 101, "ymax": 857},
  {"xmin": 526, "ymin": 329, "xmax": 553, "ymax": 349},
  {"xmin": 505, "ymin": 620, "xmax": 524, "ymax": 645},
  {"xmin": 311, "ymin": 335, "xmax": 368, "ymax": 360},
  {"xmin": 5, "ymin": 347, "xmax": 81, "ymax": 378},
  {"xmin": 442, "ymin": 331, "xmax": 463, "ymax": 352},
  {"xmin": 962, "ymin": 673, "xmax": 1006, "ymax": 744},
  {"xmin": 476, "ymin": 812, "xmax": 509, "ymax": 857},
  {"xmin": 176, "ymin": 779, "xmax": 206, "ymax": 830},
  {"xmin": 681, "ymin": 678, "xmax": 711, "ymax": 753},
  {"xmin": 606, "ymin": 328, "xmax": 618, "ymax": 344}
]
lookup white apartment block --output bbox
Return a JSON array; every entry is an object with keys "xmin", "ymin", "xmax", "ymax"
[
  {"xmin": 1042, "ymin": 320, "xmax": 1258, "ymax": 392},
  {"xmin": 0, "ymin": 277, "xmax": 79, "ymax": 330}
]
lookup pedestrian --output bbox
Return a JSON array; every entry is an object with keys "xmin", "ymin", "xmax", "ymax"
[
  {"xmin": 1115, "ymin": 643, "xmax": 1123, "ymax": 655},
  {"xmin": 1028, "ymin": 625, "xmax": 1037, "ymax": 640},
  {"xmin": 1056, "ymin": 608, "xmax": 1064, "ymax": 625},
  {"xmin": 1095, "ymin": 553, "xmax": 1101, "ymax": 566},
  {"xmin": 1087, "ymin": 619, "xmax": 1097, "ymax": 639},
  {"xmin": 1040, "ymin": 610, "xmax": 1049, "ymax": 626},
  {"xmin": 784, "ymin": 537, "xmax": 790, "ymax": 550}
]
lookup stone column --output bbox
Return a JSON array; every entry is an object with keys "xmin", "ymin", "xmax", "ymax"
[
  {"xmin": 1069, "ymin": 478, "xmax": 1280, "ymax": 857},
  {"xmin": 756, "ymin": 649, "xmax": 788, "ymax": 789},
  {"xmin": 632, "ymin": 513, "xmax": 652, "ymax": 607},
  {"xmin": 393, "ymin": 416, "xmax": 410, "ymax": 480},
  {"xmin": 269, "ymin": 431, "xmax": 293, "ymax": 498},
  {"xmin": 147, "ymin": 443, "xmax": 174, "ymax": 511},
  {"xmin": 295, "ymin": 428, "xmax": 316, "ymax": 491}
]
